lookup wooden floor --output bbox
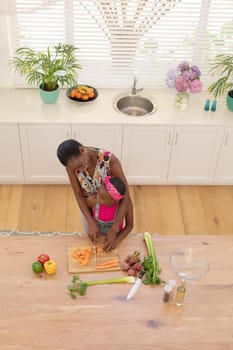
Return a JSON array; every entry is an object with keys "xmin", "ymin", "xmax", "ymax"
[{"xmin": 0, "ymin": 185, "xmax": 233, "ymax": 235}]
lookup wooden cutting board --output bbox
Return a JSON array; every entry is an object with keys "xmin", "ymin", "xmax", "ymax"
[{"xmin": 67, "ymin": 236, "xmax": 121, "ymax": 273}]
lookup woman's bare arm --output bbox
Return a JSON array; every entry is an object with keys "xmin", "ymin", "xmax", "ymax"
[
  {"xmin": 108, "ymin": 153, "xmax": 130, "ymax": 230},
  {"xmin": 116, "ymin": 198, "xmax": 134, "ymax": 246},
  {"xmin": 103, "ymin": 153, "xmax": 132, "ymax": 251},
  {"xmin": 66, "ymin": 166, "xmax": 98, "ymax": 241}
]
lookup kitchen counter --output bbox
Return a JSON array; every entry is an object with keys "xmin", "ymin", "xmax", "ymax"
[
  {"xmin": 0, "ymin": 232, "xmax": 232, "ymax": 350},
  {"xmin": 0, "ymin": 87, "xmax": 233, "ymax": 125}
]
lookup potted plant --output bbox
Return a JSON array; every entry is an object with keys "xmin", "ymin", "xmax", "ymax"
[
  {"xmin": 208, "ymin": 54, "xmax": 233, "ymax": 112},
  {"xmin": 10, "ymin": 43, "xmax": 81, "ymax": 104}
]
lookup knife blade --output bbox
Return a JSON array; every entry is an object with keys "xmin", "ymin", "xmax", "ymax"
[
  {"xmin": 93, "ymin": 244, "xmax": 97, "ymax": 265},
  {"xmin": 126, "ymin": 270, "xmax": 145, "ymax": 301}
]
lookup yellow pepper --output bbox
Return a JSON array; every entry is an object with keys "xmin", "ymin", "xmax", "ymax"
[{"xmin": 44, "ymin": 259, "xmax": 57, "ymax": 275}]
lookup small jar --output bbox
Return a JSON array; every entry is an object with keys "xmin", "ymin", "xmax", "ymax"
[
  {"xmin": 163, "ymin": 284, "xmax": 173, "ymax": 302},
  {"xmin": 168, "ymin": 279, "xmax": 177, "ymax": 298}
]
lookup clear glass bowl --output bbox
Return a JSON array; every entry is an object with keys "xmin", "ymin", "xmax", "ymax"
[{"xmin": 170, "ymin": 247, "xmax": 209, "ymax": 282}]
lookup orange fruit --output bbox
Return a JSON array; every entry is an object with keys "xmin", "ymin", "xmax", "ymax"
[
  {"xmin": 75, "ymin": 91, "xmax": 82, "ymax": 99},
  {"xmin": 70, "ymin": 89, "xmax": 76, "ymax": 98},
  {"xmin": 81, "ymin": 94, "xmax": 89, "ymax": 101}
]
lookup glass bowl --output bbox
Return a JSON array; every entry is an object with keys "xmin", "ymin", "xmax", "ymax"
[{"xmin": 170, "ymin": 247, "xmax": 209, "ymax": 282}]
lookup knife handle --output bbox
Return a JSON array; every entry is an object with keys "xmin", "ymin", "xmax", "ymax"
[{"xmin": 139, "ymin": 270, "xmax": 145, "ymax": 279}]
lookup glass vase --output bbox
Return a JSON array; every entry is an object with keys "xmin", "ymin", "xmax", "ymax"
[{"xmin": 174, "ymin": 91, "xmax": 190, "ymax": 110}]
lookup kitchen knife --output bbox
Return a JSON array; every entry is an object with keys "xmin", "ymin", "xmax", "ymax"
[
  {"xmin": 126, "ymin": 270, "xmax": 145, "ymax": 301},
  {"xmin": 93, "ymin": 244, "xmax": 97, "ymax": 265}
]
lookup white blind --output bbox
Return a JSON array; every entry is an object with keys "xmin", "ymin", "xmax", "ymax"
[{"xmin": 9, "ymin": 0, "xmax": 233, "ymax": 88}]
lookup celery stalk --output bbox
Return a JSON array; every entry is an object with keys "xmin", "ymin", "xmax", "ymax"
[
  {"xmin": 142, "ymin": 232, "xmax": 163, "ymax": 285},
  {"xmin": 86, "ymin": 276, "xmax": 135, "ymax": 286},
  {"xmin": 67, "ymin": 275, "xmax": 135, "ymax": 298}
]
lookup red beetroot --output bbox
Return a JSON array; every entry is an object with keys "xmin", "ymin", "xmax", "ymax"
[
  {"xmin": 133, "ymin": 262, "xmax": 142, "ymax": 272},
  {"xmin": 128, "ymin": 268, "xmax": 137, "ymax": 276},
  {"xmin": 122, "ymin": 251, "xmax": 142, "ymax": 276},
  {"xmin": 122, "ymin": 262, "xmax": 130, "ymax": 271}
]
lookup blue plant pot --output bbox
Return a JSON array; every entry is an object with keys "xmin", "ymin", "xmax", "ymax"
[
  {"xmin": 39, "ymin": 84, "xmax": 60, "ymax": 104},
  {"xmin": 226, "ymin": 90, "xmax": 233, "ymax": 112}
]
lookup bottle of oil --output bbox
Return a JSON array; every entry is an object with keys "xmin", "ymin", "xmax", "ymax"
[{"xmin": 175, "ymin": 280, "xmax": 186, "ymax": 306}]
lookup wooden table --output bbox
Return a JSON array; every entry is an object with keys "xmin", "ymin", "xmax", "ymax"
[{"xmin": 0, "ymin": 233, "xmax": 232, "ymax": 350}]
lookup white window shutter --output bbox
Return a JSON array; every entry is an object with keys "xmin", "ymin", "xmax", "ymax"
[{"xmin": 8, "ymin": 0, "xmax": 233, "ymax": 88}]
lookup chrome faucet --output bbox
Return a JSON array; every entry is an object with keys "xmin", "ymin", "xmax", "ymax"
[
  {"xmin": 132, "ymin": 74, "xmax": 138, "ymax": 95},
  {"xmin": 132, "ymin": 70, "xmax": 143, "ymax": 95}
]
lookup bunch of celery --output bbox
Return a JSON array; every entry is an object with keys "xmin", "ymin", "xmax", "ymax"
[
  {"xmin": 67, "ymin": 274, "xmax": 136, "ymax": 298},
  {"xmin": 142, "ymin": 232, "xmax": 164, "ymax": 285}
]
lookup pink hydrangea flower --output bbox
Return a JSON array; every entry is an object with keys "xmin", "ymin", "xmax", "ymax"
[
  {"xmin": 166, "ymin": 61, "xmax": 202, "ymax": 94},
  {"xmin": 175, "ymin": 76, "xmax": 189, "ymax": 92},
  {"xmin": 189, "ymin": 79, "xmax": 202, "ymax": 93}
]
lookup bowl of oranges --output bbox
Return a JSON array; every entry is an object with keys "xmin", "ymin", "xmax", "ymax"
[{"xmin": 67, "ymin": 85, "xmax": 98, "ymax": 102}]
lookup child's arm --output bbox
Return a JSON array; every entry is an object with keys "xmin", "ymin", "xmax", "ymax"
[
  {"xmin": 116, "ymin": 198, "xmax": 134, "ymax": 246},
  {"xmin": 103, "ymin": 198, "xmax": 133, "ymax": 252},
  {"xmin": 86, "ymin": 194, "xmax": 97, "ymax": 209}
]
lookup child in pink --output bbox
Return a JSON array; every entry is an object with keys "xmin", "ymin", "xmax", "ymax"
[
  {"xmin": 86, "ymin": 175, "xmax": 133, "ymax": 246},
  {"xmin": 92, "ymin": 176, "xmax": 126, "ymax": 234}
]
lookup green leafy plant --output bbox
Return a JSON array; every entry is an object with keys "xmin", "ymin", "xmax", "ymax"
[
  {"xmin": 208, "ymin": 54, "xmax": 233, "ymax": 98},
  {"xmin": 10, "ymin": 43, "xmax": 81, "ymax": 91},
  {"xmin": 67, "ymin": 274, "xmax": 136, "ymax": 299}
]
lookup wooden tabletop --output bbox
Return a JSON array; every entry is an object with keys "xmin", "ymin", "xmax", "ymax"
[{"xmin": 0, "ymin": 233, "xmax": 232, "ymax": 350}]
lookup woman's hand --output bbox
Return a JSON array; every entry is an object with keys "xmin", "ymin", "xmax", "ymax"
[
  {"xmin": 87, "ymin": 221, "xmax": 99, "ymax": 244},
  {"xmin": 103, "ymin": 229, "xmax": 117, "ymax": 252}
]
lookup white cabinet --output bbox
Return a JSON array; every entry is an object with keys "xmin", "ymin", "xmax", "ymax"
[
  {"xmin": 20, "ymin": 124, "xmax": 70, "ymax": 183},
  {"xmin": 0, "ymin": 124, "xmax": 24, "ymax": 183},
  {"xmin": 215, "ymin": 127, "xmax": 233, "ymax": 183},
  {"xmin": 122, "ymin": 125, "xmax": 173, "ymax": 184},
  {"xmin": 168, "ymin": 126, "xmax": 224, "ymax": 184},
  {"xmin": 5, "ymin": 122, "xmax": 233, "ymax": 185},
  {"xmin": 72, "ymin": 124, "xmax": 122, "ymax": 160}
]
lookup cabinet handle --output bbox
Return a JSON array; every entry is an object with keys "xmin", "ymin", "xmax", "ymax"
[
  {"xmin": 168, "ymin": 132, "xmax": 172, "ymax": 145},
  {"xmin": 174, "ymin": 132, "xmax": 178, "ymax": 145},
  {"xmin": 224, "ymin": 133, "xmax": 229, "ymax": 146}
]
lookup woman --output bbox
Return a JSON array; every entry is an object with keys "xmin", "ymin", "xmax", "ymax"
[{"xmin": 57, "ymin": 139, "xmax": 133, "ymax": 252}]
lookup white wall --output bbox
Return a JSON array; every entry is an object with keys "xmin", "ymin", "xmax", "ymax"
[{"xmin": 0, "ymin": 15, "xmax": 13, "ymax": 87}]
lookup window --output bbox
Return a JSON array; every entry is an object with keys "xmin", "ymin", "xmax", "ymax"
[{"xmin": 9, "ymin": 0, "xmax": 233, "ymax": 88}]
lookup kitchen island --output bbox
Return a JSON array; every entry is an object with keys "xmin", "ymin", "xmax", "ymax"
[{"xmin": 0, "ymin": 233, "xmax": 232, "ymax": 349}]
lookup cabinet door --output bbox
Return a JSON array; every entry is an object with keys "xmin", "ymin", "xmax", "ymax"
[
  {"xmin": 122, "ymin": 125, "xmax": 173, "ymax": 184},
  {"xmin": 215, "ymin": 127, "xmax": 233, "ymax": 184},
  {"xmin": 20, "ymin": 124, "xmax": 71, "ymax": 183},
  {"xmin": 72, "ymin": 124, "xmax": 123, "ymax": 160},
  {"xmin": 0, "ymin": 124, "xmax": 24, "ymax": 183},
  {"xmin": 168, "ymin": 126, "xmax": 224, "ymax": 184}
]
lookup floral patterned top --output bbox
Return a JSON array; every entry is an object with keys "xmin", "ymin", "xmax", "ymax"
[{"xmin": 75, "ymin": 149, "xmax": 111, "ymax": 197}]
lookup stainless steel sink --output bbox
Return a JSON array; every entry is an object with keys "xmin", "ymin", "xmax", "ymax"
[{"xmin": 114, "ymin": 94, "xmax": 157, "ymax": 117}]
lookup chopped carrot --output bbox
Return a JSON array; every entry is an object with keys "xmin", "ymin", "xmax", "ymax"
[
  {"xmin": 95, "ymin": 259, "xmax": 120, "ymax": 269},
  {"xmin": 98, "ymin": 259, "xmax": 119, "ymax": 265},
  {"xmin": 96, "ymin": 263, "xmax": 119, "ymax": 270},
  {"xmin": 72, "ymin": 246, "xmax": 93, "ymax": 265}
]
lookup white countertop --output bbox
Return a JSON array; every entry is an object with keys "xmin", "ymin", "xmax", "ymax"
[{"xmin": 1, "ymin": 87, "xmax": 233, "ymax": 126}]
